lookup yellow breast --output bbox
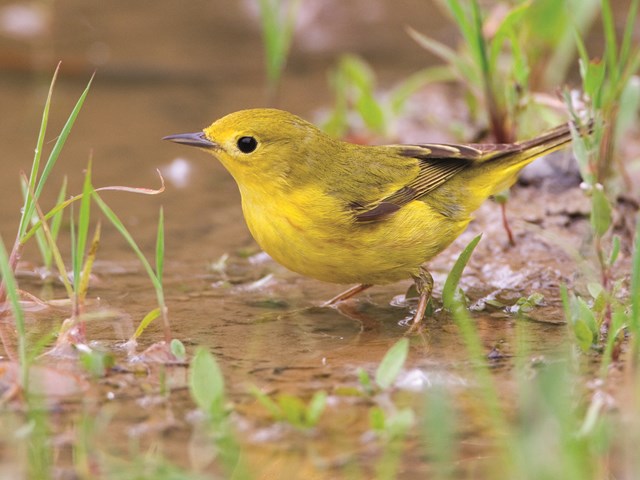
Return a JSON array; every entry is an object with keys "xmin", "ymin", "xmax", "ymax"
[{"xmin": 239, "ymin": 184, "xmax": 469, "ymax": 285}]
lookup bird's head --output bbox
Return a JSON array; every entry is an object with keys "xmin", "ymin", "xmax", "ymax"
[{"xmin": 164, "ymin": 108, "xmax": 330, "ymax": 191}]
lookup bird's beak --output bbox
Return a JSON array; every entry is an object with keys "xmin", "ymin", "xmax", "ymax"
[{"xmin": 162, "ymin": 132, "xmax": 218, "ymax": 149}]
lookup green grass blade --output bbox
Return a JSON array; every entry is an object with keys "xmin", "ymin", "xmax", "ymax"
[
  {"xmin": 21, "ymin": 173, "xmax": 164, "ymax": 246},
  {"xmin": 249, "ymin": 385, "xmax": 283, "ymax": 420},
  {"xmin": 631, "ymin": 213, "xmax": 640, "ymax": 360},
  {"xmin": 21, "ymin": 174, "xmax": 74, "ymax": 298},
  {"xmin": 0, "ymin": 237, "xmax": 28, "ymax": 386},
  {"xmin": 600, "ymin": 0, "xmax": 619, "ymax": 85},
  {"xmin": 74, "ymin": 159, "xmax": 93, "ymax": 293},
  {"xmin": 390, "ymin": 66, "xmax": 456, "ymax": 114},
  {"xmin": 70, "ymin": 208, "xmax": 77, "ymax": 291},
  {"xmin": 92, "ymin": 192, "xmax": 164, "ymax": 301},
  {"xmin": 305, "ymin": 391, "xmax": 327, "ymax": 427},
  {"xmin": 31, "ymin": 74, "xmax": 93, "ymax": 219},
  {"xmin": 406, "ymin": 27, "xmax": 459, "ymax": 65},
  {"xmin": 619, "ymin": 0, "xmax": 639, "ymax": 68},
  {"xmin": 18, "ymin": 64, "xmax": 60, "ymax": 239},
  {"xmin": 488, "ymin": 2, "xmax": 529, "ymax": 72},
  {"xmin": 442, "ymin": 234, "xmax": 482, "ymax": 310},
  {"xmin": 446, "ymin": 0, "xmax": 473, "ymax": 51},
  {"xmin": 77, "ymin": 222, "xmax": 100, "ymax": 305},
  {"xmin": 21, "ymin": 177, "xmax": 50, "ymax": 269},
  {"xmin": 47, "ymin": 177, "xmax": 68, "ymax": 268},
  {"xmin": 257, "ymin": 0, "xmax": 299, "ymax": 97},
  {"xmin": 450, "ymin": 302, "xmax": 509, "ymax": 441},
  {"xmin": 156, "ymin": 207, "xmax": 164, "ymax": 284},
  {"xmin": 132, "ymin": 307, "xmax": 161, "ymax": 340}
]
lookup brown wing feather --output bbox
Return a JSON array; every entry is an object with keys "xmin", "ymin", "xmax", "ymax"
[
  {"xmin": 353, "ymin": 144, "xmax": 475, "ymax": 222},
  {"xmin": 352, "ymin": 123, "xmax": 574, "ymax": 222}
]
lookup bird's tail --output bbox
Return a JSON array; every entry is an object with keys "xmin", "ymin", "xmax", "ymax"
[
  {"xmin": 472, "ymin": 122, "xmax": 584, "ymax": 194},
  {"xmin": 446, "ymin": 122, "xmax": 587, "ymax": 216}
]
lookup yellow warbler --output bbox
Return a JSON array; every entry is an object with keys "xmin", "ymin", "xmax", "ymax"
[{"xmin": 165, "ymin": 108, "xmax": 574, "ymax": 328}]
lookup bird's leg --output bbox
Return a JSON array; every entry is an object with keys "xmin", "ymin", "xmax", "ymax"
[
  {"xmin": 408, "ymin": 267, "xmax": 434, "ymax": 331},
  {"xmin": 500, "ymin": 200, "xmax": 516, "ymax": 246},
  {"xmin": 323, "ymin": 283, "xmax": 373, "ymax": 307}
]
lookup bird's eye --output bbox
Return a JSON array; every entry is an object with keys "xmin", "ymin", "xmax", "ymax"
[{"xmin": 237, "ymin": 136, "xmax": 258, "ymax": 154}]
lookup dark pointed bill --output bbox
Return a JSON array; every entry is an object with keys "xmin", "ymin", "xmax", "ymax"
[{"xmin": 162, "ymin": 132, "xmax": 218, "ymax": 149}]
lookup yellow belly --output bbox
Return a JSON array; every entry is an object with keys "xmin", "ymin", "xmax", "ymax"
[{"xmin": 240, "ymin": 185, "xmax": 469, "ymax": 285}]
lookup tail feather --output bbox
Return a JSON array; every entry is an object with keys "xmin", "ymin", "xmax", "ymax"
[{"xmin": 458, "ymin": 122, "xmax": 580, "ymax": 207}]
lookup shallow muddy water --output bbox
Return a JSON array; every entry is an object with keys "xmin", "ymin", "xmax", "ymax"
[{"xmin": 0, "ymin": 1, "xmax": 638, "ymax": 479}]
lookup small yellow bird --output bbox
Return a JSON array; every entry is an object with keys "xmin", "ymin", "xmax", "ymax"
[{"xmin": 165, "ymin": 108, "xmax": 574, "ymax": 328}]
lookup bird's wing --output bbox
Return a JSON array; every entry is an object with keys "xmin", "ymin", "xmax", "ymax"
[{"xmin": 351, "ymin": 142, "xmax": 518, "ymax": 222}]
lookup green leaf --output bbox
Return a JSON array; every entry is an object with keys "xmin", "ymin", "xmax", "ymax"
[
  {"xmin": 355, "ymin": 92, "xmax": 386, "ymax": 134},
  {"xmin": 600, "ymin": 306, "xmax": 628, "ymax": 376},
  {"xmin": 576, "ymin": 296, "xmax": 599, "ymax": 337},
  {"xmin": 278, "ymin": 394, "xmax": 306, "ymax": 426},
  {"xmin": 608, "ymin": 235, "xmax": 621, "ymax": 266},
  {"xmin": 568, "ymin": 119, "xmax": 592, "ymax": 184},
  {"xmin": 369, "ymin": 406, "xmax": 386, "ymax": 432},
  {"xmin": 170, "ymin": 338, "xmax": 186, "ymax": 361},
  {"xmin": 375, "ymin": 338, "xmax": 409, "ymax": 390},
  {"xmin": 189, "ymin": 347, "xmax": 225, "ymax": 416},
  {"xmin": 305, "ymin": 391, "xmax": 327, "ymax": 427},
  {"xmin": 357, "ymin": 367, "xmax": 373, "ymax": 394},
  {"xmin": 583, "ymin": 59, "xmax": 606, "ymax": 107},
  {"xmin": 386, "ymin": 408, "xmax": 415, "ymax": 438},
  {"xmin": 590, "ymin": 187, "xmax": 612, "ymax": 237},
  {"xmin": 249, "ymin": 385, "xmax": 283, "ymax": 420},
  {"xmin": 442, "ymin": 234, "xmax": 482, "ymax": 310},
  {"xmin": 573, "ymin": 318, "xmax": 594, "ymax": 352},
  {"xmin": 79, "ymin": 349, "xmax": 115, "ymax": 378},
  {"xmin": 587, "ymin": 282, "xmax": 603, "ymax": 300}
]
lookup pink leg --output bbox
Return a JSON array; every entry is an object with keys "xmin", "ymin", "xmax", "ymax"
[{"xmin": 323, "ymin": 283, "xmax": 373, "ymax": 307}]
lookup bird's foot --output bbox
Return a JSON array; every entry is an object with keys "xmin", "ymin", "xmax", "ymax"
[{"xmin": 406, "ymin": 267, "xmax": 433, "ymax": 334}]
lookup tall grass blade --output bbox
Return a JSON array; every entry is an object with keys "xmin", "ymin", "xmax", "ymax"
[
  {"xmin": 18, "ymin": 64, "xmax": 60, "ymax": 239},
  {"xmin": 156, "ymin": 207, "xmax": 164, "ymax": 284},
  {"xmin": 619, "ymin": 0, "xmax": 639, "ymax": 68},
  {"xmin": 21, "ymin": 173, "xmax": 74, "ymax": 298},
  {"xmin": 21, "ymin": 73, "xmax": 93, "ymax": 240},
  {"xmin": 132, "ymin": 308, "xmax": 161, "ymax": 340},
  {"xmin": 631, "ymin": 214, "xmax": 640, "ymax": 362},
  {"xmin": 21, "ymin": 171, "xmax": 164, "ymax": 246},
  {"xmin": 442, "ymin": 234, "xmax": 482, "ymax": 310},
  {"xmin": 0, "ymin": 237, "xmax": 28, "ymax": 386},
  {"xmin": 77, "ymin": 222, "xmax": 101, "ymax": 305},
  {"xmin": 92, "ymin": 192, "xmax": 165, "ymax": 307},
  {"xmin": 74, "ymin": 158, "xmax": 94, "ymax": 295},
  {"xmin": 450, "ymin": 304, "xmax": 510, "ymax": 450},
  {"xmin": 600, "ymin": 0, "xmax": 619, "ymax": 85}
]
